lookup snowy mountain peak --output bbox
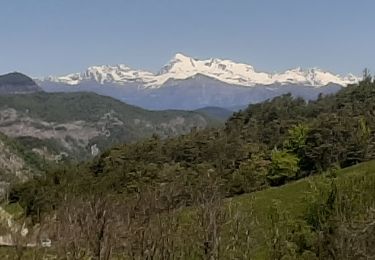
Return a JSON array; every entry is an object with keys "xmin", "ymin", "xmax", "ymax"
[
  {"xmin": 271, "ymin": 67, "xmax": 358, "ymax": 87},
  {"xmin": 44, "ymin": 53, "xmax": 360, "ymax": 88},
  {"xmin": 47, "ymin": 64, "xmax": 154, "ymax": 85},
  {"xmin": 173, "ymin": 53, "xmax": 193, "ymax": 62}
]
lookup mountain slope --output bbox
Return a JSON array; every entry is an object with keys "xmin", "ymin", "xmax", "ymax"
[
  {"xmin": 0, "ymin": 72, "xmax": 42, "ymax": 94},
  {"xmin": 7, "ymin": 79, "xmax": 375, "ymax": 258},
  {"xmin": 0, "ymin": 134, "xmax": 28, "ymax": 182},
  {"xmin": 40, "ymin": 54, "xmax": 359, "ymax": 110},
  {"xmin": 39, "ymin": 74, "xmax": 343, "ymax": 110},
  {"xmin": 229, "ymin": 159, "xmax": 375, "ymax": 258},
  {"xmin": 0, "ymin": 92, "xmax": 220, "ymax": 160},
  {"xmin": 0, "ymin": 133, "xmax": 44, "ymax": 185},
  {"xmin": 44, "ymin": 53, "xmax": 359, "ymax": 88},
  {"xmin": 195, "ymin": 106, "xmax": 234, "ymax": 121}
]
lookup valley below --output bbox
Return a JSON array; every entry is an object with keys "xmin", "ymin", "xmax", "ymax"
[
  {"xmin": 0, "ymin": 89, "xmax": 220, "ymax": 165},
  {"xmin": 1, "ymin": 1, "xmax": 373, "ymax": 258}
]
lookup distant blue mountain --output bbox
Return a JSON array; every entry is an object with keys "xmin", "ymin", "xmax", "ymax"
[
  {"xmin": 0, "ymin": 72, "xmax": 42, "ymax": 94},
  {"xmin": 39, "ymin": 74, "xmax": 342, "ymax": 110}
]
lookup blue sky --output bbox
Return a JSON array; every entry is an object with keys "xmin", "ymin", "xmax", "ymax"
[{"xmin": 0, "ymin": 0, "xmax": 374, "ymax": 77}]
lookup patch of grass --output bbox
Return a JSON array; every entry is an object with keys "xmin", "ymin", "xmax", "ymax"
[
  {"xmin": 170, "ymin": 161, "xmax": 375, "ymax": 259},
  {"xmin": 4, "ymin": 161, "xmax": 375, "ymax": 258},
  {"xmin": 0, "ymin": 246, "xmax": 55, "ymax": 259},
  {"xmin": 245, "ymin": 160, "xmax": 375, "ymax": 218},
  {"xmin": 2, "ymin": 203, "xmax": 24, "ymax": 219},
  {"xmin": 229, "ymin": 160, "xmax": 375, "ymax": 258}
]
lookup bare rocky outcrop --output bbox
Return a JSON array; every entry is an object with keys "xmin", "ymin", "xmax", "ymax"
[
  {"xmin": 0, "ymin": 106, "xmax": 211, "ymax": 160},
  {"xmin": 0, "ymin": 140, "xmax": 28, "ymax": 180}
]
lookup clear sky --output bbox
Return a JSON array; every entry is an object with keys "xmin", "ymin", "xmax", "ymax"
[{"xmin": 1, "ymin": 0, "xmax": 374, "ymax": 77}]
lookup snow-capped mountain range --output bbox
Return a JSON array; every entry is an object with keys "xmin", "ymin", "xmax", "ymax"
[
  {"xmin": 44, "ymin": 53, "xmax": 359, "ymax": 88},
  {"xmin": 39, "ymin": 53, "xmax": 360, "ymax": 110}
]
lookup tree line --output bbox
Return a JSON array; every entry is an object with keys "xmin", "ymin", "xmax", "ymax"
[{"xmin": 6, "ymin": 74, "xmax": 375, "ymax": 259}]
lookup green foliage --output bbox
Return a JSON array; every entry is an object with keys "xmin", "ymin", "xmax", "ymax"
[
  {"xmin": 358, "ymin": 116, "xmax": 371, "ymax": 140},
  {"xmin": 218, "ymin": 160, "xmax": 374, "ymax": 258},
  {"xmin": 266, "ymin": 201, "xmax": 318, "ymax": 260},
  {"xmin": 230, "ymin": 153, "xmax": 270, "ymax": 194},
  {"xmin": 5, "ymin": 79, "xmax": 375, "ymax": 259},
  {"xmin": 268, "ymin": 149, "xmax": 300, "ymax": 186},
  {"xmin": 284, "ymin": 173, "xmax": 375, "ymax": 259},
  {"xmin": 10, "ymin": 79, "xmax": 375, "ymax": 219},
  {"xmin": 255, "ymin": 159, "xmax": 375, "ymax": 259},
  {"xmin": 283, "ymin": 123, "xmax": 309, "ymax": 154},
  {"xmin": 0, "ymin": 133, "xmax": 46, "ymax": 177},
  {"xmin": 0, "ymin": 91, "xmax": 222, "ymax": 160}
]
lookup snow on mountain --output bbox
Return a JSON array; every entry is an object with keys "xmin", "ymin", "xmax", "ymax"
[
  {"xmin": 45, "ymin": 64, "xmax": 155, "ymax": 85},
  {"xmin": 151, "ymin": 53, "xmax": 273, "ymax": 88},
  {"xmin": 272, "ymin": 67, "xmax": 359, "ymax": 87},
  {"xmin": 44, "ymin": 53, "xmax": 359, "ymax": 88}
]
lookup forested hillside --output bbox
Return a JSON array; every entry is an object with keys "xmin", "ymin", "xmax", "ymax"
[
  {"xmin": 0, "ymin": 72, "xmax": 42, "ymax": 94},
  {"xmin": 27, "ymin": 76, "xmax": 373, "ymax": 200},
  {"xmin": 0, "ymin": 91, "xmax": 221, "ymax": 161},
  {"xmin": 6, "ymin": 76, "xmax": 375, "ymax": 259},
  {"xmin": 0, "ymin": 132, "xmax": 46, "ymax": 201}
]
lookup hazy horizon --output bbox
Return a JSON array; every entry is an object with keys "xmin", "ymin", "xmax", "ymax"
[{"xmin": 1, "ymin": 0, "xmax": 374, "ymax": 77}]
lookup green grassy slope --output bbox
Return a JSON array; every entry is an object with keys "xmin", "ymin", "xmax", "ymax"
[
  {"xmin": 2, "ymin": 161, "xmax": 374, "ymax": 259},
  {"xmin": 229, "ymin": 160, "xmax": 375, "ymax": 258}
]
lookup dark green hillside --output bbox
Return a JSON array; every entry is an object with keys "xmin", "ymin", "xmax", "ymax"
[
  {"xmin": 6, "ymin": 77, "xmax": 375, "ymax": 259},
  {"xmin": 0, "ymin": 91, "xmax": 220, "ymax": 160},
  {"xmin": 0, "ymin": 91, "xmax": 220, "ymax": 124},
  {"xmin": 0, "ymin": 73, "xmax": 36, "ymax": 87},
  {"xmin": 0, "ymin": 133, "xmax": 44, "ymax": 183},
  {"xmin": 10, "ymin": 79, "xmax": 375, "ymax": 210},
  {"xmin": 0, "ymin": 72, "xmax": 42, "ymax": 94},
  {"xmin": 195, "ymin": 106, "xmax": 234, "ymax": 121},
  {"xmin": 4, "ymin": 160, "xmax": 375, "ymax": 259}
]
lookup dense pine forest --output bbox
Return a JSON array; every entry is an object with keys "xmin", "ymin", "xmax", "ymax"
[{"xmin": 4, "ymin": 75, "xmax": 375, "ymax": 259}]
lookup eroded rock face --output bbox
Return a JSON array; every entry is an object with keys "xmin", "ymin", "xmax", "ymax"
[
  {"xmin": 0, "ymin": 107, "xmax": 211, "ymax": 161},
  {"xmin": 0, "ymin": 91, "xmax": 216, "ymax": 161},
  {"xmin": 0, "ymin": 139, "xmax": 29, "ymax": 183},
  {"xmin": 0, "ymin": 108, "xmax": 101, "ymax": 154}
]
